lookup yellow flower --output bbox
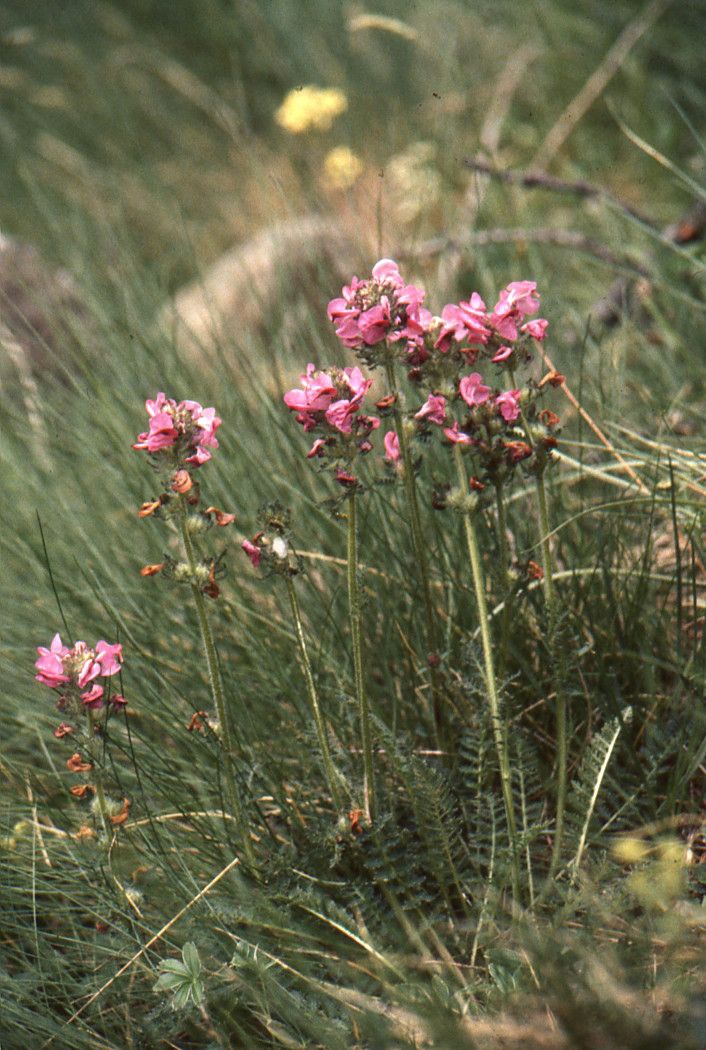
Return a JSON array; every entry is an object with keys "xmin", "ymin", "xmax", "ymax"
[
  {"xmin": 275, "ymin": 86, "xmax": 348, "ymax": 134},
  {"xmin": 323, "ymin": 147, "xmax": 363, "ymax": 190}
]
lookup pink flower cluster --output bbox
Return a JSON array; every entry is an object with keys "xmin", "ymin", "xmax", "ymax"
[
  {"xmin": 328, "ymin": 259, "xmax": 428, "ymax": 351},
  {"xmin": 435, "ymin": 281, "xmax": 547, "ymax": 356},
  {"xmin": 35, "ymin": 633, "xmax": 124, "ymax": 711},
  {"xmin": 133, "ymin": 393, "xmax": 221, "ymax": 467},
  {"xmin": 283, "ymin": 365, "xmax": 380, "ymax": 465}
]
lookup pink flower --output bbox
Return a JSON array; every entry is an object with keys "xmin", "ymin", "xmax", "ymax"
[
  {"xmin": 242, "ymin": 539, "xmax": 261, "ymax": 568},
  {"xmin": 521, "ymin": 318, "xmax": 548, "ymax": 340},
  {"xmin": 35, "ymin": 635, "xmax": 125, "ymax": 713},
  {"xmin": 495, "ymin": 389, "xmax": 522, "ymax": 422},
  {"xmin": 490, "ymin": 281, "xmax": 540, "ymax": 340},
  {"xmin": 328, "ymin": 260, "xmax": 426, "ymax": 349},
  {"xmin": 415, "ymin": 394, "xmax": 447, "ymax": 425},
  {"xmin": 325, "ymin": 399, "xmax": 359, "ymax": 434},
  {"xmin": 384, "ymin": 431, "xmax": 401, "ymax": 462},
  {"xmin": 133, "ymin": 394, "xmax": 222, "ymax": 467},
  {"xmin": 437, "ymin": 294, "xmax": 490, "ymax": 349},
  {"xmin": 371, "ymin": 258, "xmax": 404, "ymax": 285},
  {"xmin": 491, "ymin": 345, "xmax": 514, "ymax": 363},
  {"xmin": 443, "ymin": 422, "xmax": 473, "ymax": 444},
  {"xmin": 459, "ymin": 372, "xmax": 491, "ymax": 407},
  {"xmin": 35, "ymin": 633, "xmax": 71, "ymax": 687},
  {"xmin": 503, "ymin": 281, "xmax": 540, "ymax": 316},
  {"xmin": 343, "ymin": 367, "xmax": 371, "ymax": 402},
  {"xmin": 95, "ymin": 641, "xmax": 123, "ymax": 678},
  {"xmin": 80, "ymin": 683, "xmax": 105, "ymax": 708},
  {"xmin": 307, "ymin": 438, "xmax": 327, "ymax": 458}
]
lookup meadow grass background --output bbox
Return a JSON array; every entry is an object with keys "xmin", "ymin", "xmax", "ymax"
[{"xmin": 0, "ymin": 1, "xmax": 705, "ymax": 1047}]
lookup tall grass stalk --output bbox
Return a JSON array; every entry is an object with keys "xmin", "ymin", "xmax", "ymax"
[
  {"xmin": 346, "ymin": 488, "xmax": 374, "ymax": 821},
  {"xmin": 176, "ymin": 496, "xmax": 256, "ymax": 869},
  {"xmin": 510, "ymin": 365, "xmax": 567, "ymax": 874},
  {"xmin": 453, "ymin": 445, "xmax": 520, "ymax": 900},
  {"xmin": 383, "ymin": 354, "xmax": 443, "ymax": 743},
  {"xmin": 285, "ymin": 573, "xmax": 344, "ymax": 809}
]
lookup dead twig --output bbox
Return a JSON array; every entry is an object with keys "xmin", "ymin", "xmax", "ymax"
[{"xmin": 463, "ymin": 158, "xmax": 656, "ymax": 228}]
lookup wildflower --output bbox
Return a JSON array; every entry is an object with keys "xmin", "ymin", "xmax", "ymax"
[
  {"xmin": 140, "ymin": 562, "xmax": 165, "ymax": 577},
  {"xmin": 491, "ymin": 345, "xmax": 514, "ymax": 364},
  {"xmin": 437, "ymin": 294, "xmax": 490, "ymax": 350},
  {"xmin": 323, "ymin": 146, "xmax": 363, "ymax": 190},
  {"xmin": 490, "ymin": 281, "xmax": 540, "ymax": 341},
  {"xmin": 275, "ymin": 85, "xmax": 347, "ymax": 133},
  {"xmin": 521, "ymin": 318, "xmax": 549, "ymax": 340},
  {"xmin": 204, "ymin": 506, "xmax": 236, "ymax": 526},
  {"xmin": 383, "ymin": 431, "xmax": 401, "ymax": 462},
  {"xmin": 70, "ymin": 784, "xmax": 93, "ymax": 799},
  {"xmin": 415, "ymin": 393, "xmax": 447, "ymax": 425},
  {"xmin": 35, "ymin": 634, "xmax": 125, "ymax": 718},
  {"xmin": 66, "ymin": 753, "xmax": 93, "ymax": 773},
  {"xmin": 139, "ymin": 498, "xmax": 163, "ymax": 517},
  {"xmin": 284, "ymin": 365, "xmax": 378, "ymax": 468},
  {"xmin": 443, "ymin": 422, "xmax": 473, "ymax": 445},
  {"xmin": 242, "ymin": 538, "xmax": 261, "ymax": 568},
  {"xmin": 494, "ymin": 389, "xmax": 522, "ymax": 423},
  {"xmin": 459, "ymin": 373, "xmax": 491, "ymax": 408},
  {"xmin": 328, "ymin": 259, "xmax": 426, "ymax": 355},
  {"xmin": 109, "ymin": 798, "xmax": 131, "ymax": 826},
  {"xmin": 132, "ymin": 393, "xmax": 221, "ymax": 468},
  {"xmin": 171, "ymin": 469, "xmax": 192, "ymax": 494}
]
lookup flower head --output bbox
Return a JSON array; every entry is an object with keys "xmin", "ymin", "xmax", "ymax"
[
  {"xmin": 383, "ymin": 431, "xmax": 401, "ymax": 462},
  {"xmin": 415, "ymin": 394, "xmax": 447, "ymax": 426},
  {"xmin": 323, "ymin": 146, "xmax": 363, "ymax": 190},
  {"xmin": 133, "ymin": 394, "xmax": 221, "ymax": 468},
  {"xmin": 275, "ymin": 86, "xmax": 348, "ymax": 133},
  {"xmin": 459, "ymin": 373, "xmax": 491, "ymax": 408},
  {"xmin": 328, "ymin": 259, "xmax": 426, "ymax": 354},
  {"xmin": 35, "ymin": 634, "xmax": 125, "ymax": 715}
]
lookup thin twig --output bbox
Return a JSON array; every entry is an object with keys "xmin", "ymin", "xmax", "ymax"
[
  {"xmin": 408, "ymin": 226, "xmax": 650, "ymax": 275},
  {"xmin": 463, "ymin": 158, "xmax": 656, "ymax": 228},
  {"xmin": 537, "ymin": 346, "xmax": 650, "ymax": 493}
]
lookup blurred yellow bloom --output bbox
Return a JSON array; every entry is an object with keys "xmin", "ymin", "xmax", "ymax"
[
  {"xmin": 275, "ymin": 86, "xmax": 348, "ymax": 134},
  {"xmin": 323, "ymin": 147, "xmax": 363, "ymax": 190}
]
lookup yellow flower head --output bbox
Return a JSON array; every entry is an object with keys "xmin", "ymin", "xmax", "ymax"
[
  {"xmin": 323, "ymin": 147, "xmax": 363, "ymax": 190},
  {"xmin": 275, "ymin": 86, "xmax": 348, "ymax": 134}
]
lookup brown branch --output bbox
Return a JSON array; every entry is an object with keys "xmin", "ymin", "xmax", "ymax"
[
  {"xmin": 407, "ymin": 227, "xmax": 650, "ymax": 276},
  {"xmin": 464, "ymin": 157, "xmax": 657, "ymax": 228}
]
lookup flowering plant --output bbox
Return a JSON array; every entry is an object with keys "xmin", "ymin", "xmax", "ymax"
[{"xmin": 35, "ymin": 633, "xmax": 124, "ymax": 722}]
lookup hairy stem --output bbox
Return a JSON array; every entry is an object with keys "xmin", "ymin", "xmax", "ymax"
[
  {"xmin": 494, "ymin": 480, "xmax": 512, "ymax": 669},
  {"xmin": 177, "ymin": 499, "xmax": 256, "ymax": 870},
  {"xmin": 87, "ymin": 708, "xmax": 110, "ymax": 840},
  {"xmin": 454, "ymin": 446, "xmax": 520, "ymax": 900},
  {"xmin": 347, "ymin": 488, "xmax": 374, "ymax": 822},
  {"xmin": 384, "ymin": 356, "xmax": 443, "ymax": 744},
  {"xmin": 286, "ymin": 574, "xmax": 344, "ymax": 810}
]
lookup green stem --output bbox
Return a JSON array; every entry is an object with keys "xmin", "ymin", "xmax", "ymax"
[
  {"xmin": 509, "ymin": 367, "xmax": 566, "ymax": 876},
  {"xmin": 494, "ymin": 480, "xmax": 512, "ymax": 669},
  {"xmin": 346, "ymin": 488, "xmax": 374, "ymax": 822},
  {"xmin": 87, "ymin": 708, "xmax": 110, "ymax": 840},
  {"xmin": 454, "ymin": 446, "xmax": 520, "ymax": 901},
  {"xmin": 177, "ymin": 499, "xmax": 256, "ymax": 870},
  {"xmin": 285, "ymin": 574, "xmax": 344, "ymax": 810},
  {"xmin": 383, "ymin": 356, "xmax": 443, "ymax": 744},
  {"xmin": 535, "ymin": 471, "xmax": 566, "ymax": 876}
]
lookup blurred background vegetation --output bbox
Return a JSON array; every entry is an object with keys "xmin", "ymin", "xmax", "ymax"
[{"xmin": 0, "ymin": 1, "xmax": 704, "ymax": 1047}]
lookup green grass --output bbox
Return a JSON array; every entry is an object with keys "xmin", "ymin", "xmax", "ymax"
[{"xmin": 0, "ymin": 2, "xmax": 704, "ymax": 1047}]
